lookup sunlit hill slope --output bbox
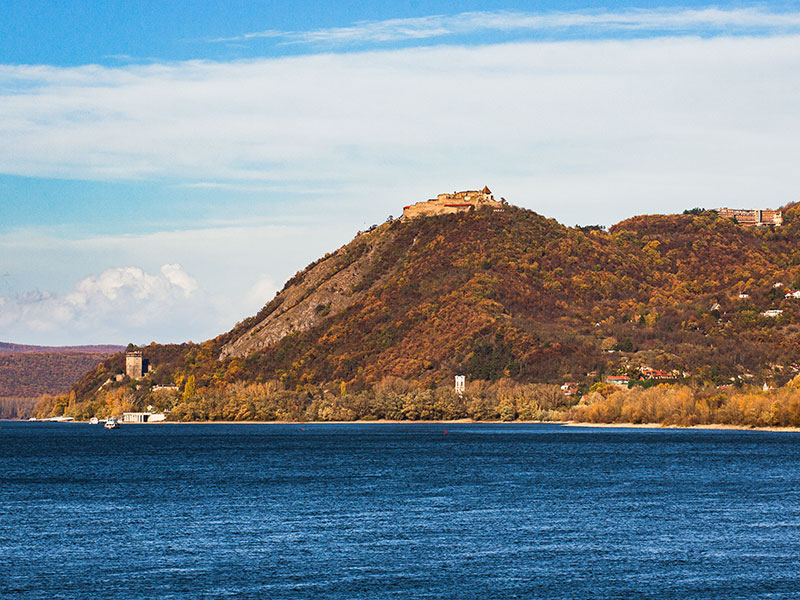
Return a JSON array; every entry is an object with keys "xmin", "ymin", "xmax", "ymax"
[{"xmin": 68, "ymin": 200, "xmax": 800, "ymax": 406}]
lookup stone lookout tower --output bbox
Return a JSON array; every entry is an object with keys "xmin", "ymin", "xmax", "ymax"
[{"xmin": 125, "ymin": 350, "xmax": 143, "ymax": 380}]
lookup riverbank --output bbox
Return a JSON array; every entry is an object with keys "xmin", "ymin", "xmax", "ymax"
[
  {"xmin": 14, "ymin": 417, "xmax": 800, "ymax": 432},
  {"xmin": 165, "ymin": 419, "xmax": 800, "ymax": 431},
  {"xmin": 561, "ymin": 421, "xmax": 800, "ymax": 432}
]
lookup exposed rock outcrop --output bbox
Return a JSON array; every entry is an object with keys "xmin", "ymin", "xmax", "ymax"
[{"xmin": 219, "ymin": 225, "xmax": 398, "ymax": 360}]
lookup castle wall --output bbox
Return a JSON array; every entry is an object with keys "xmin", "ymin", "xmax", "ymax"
[
  {"xmin": 403, "ymin": 201, "xmax": 475, "ymax": 219},
  {"xmin": 403, "ymin": 188, "xmax": 503, "ymax": 219}
]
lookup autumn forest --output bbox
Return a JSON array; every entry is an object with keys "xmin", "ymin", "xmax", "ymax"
[{"xmin": 25, "ymin": 201, "xmax": 800, "ymax": 427}]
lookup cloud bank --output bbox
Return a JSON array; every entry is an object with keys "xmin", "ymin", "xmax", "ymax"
[
  {"xmin": 0, "ymin": 219, "xmax": 340, "ymax": 346},
  {"xmin": 0, "ymin": 264, "xmax": 208, "ymax": 345},
  {"xmin": 2, "ymin": 33, "xmax": 800, "ymax": 226}
]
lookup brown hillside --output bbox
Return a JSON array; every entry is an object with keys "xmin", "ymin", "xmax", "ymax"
[
  {"xmin": 71, "ymin": 201, "xmax": 800, "ymax": 411},
  {"xmin": 0, "ymin": 350, "xmax": 121, "ymax": 397}
]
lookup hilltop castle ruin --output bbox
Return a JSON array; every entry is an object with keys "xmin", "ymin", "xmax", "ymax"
[{"xmin": 402, "ymin": 187, "xmax": 505, "ymax": 219}]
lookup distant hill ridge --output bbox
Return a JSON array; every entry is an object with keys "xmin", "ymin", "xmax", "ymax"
[
  {"xmin": 0, "ymin": 343, "xmax": 124, "ymax": 401},
  {"xmin": 0, "ymin": 342, "xmax": 124, "ymax": 355}
]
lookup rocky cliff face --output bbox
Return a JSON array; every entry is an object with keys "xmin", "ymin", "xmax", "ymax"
[{"xmin": 220, "ymin": 224, "xmax": 399, "ymax": 360}]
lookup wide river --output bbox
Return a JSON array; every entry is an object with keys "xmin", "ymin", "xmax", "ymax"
[{"xmin": 2, "ymin": 422, "xmax": 800, "ymax": 599}]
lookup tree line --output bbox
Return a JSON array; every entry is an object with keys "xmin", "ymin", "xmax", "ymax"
[{"xmin": 30, "ymin": 376, "xmax": 800, "ymax": 428}]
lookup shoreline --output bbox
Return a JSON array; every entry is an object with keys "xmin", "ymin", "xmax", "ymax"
[
  {"xmin": 15, "ymin": 418, "xmax": 800, "ymax": 431},
  {"xmin": 561, "ymin": 421, "xmax": 800, "ymax": 433}
]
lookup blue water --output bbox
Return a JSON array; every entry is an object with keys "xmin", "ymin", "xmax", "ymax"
[{"xmin": 2, "ymin": 422, "xmax": 800, "ymax": 599}]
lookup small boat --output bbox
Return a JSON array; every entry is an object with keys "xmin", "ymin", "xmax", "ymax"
[
  {"xmin": 89, "ymin": 417, "xmax": 99, "ymax": 425},
  {"xmin": 104, "ymin": 418, "xmax": 120, "ymax": 429}
]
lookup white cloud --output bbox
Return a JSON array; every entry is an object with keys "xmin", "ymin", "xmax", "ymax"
[
  {"xmin": 158, "ymin": 263, "xmax": 198, "ymax": 296},
  {"xmin": 2, "ymin": 33, "xmax": 800, "ymax": 229},
  {"xmin": 0, "ymin": 264, "xmax": 208, "ymax": 344},
  {"xmin": 244, "ymin": 274, "xmax": 278, "ymax": 313},
  {"xmin": 0, "ymin": 221, "xmax": 354, "ymax": 345},
  {"xmin": 211, "ymin": 8, "xmax": 800, "ymax": 46}
]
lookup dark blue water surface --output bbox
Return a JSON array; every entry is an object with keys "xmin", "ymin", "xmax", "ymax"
[{"xmin": 2, "ymin": 422, "xmax": 800, "ymax": 599}]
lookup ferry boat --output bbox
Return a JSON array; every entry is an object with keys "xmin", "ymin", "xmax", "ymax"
[{"xmin": 104, "ymin": 417, "xmax": 120, "ymax": 429}]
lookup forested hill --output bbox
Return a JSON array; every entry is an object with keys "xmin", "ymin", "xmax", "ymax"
[
  {"xmin": 0, "ymin": 345, "xmax": 124, "ymax": 398},
  {"xmin": 68, "ymin": 201, "xmax": 800, "ymax": 407}
]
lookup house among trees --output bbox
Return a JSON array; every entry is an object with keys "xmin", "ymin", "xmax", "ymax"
[
  {"xmin": 639, "ymin": 367, "xmax": 672, "ymax": 380},
  {"xmin": 606, "ymin": 375, "xmax": 630, "ymax": 387},
  {"xmin": 560, "ymin": 382, "xmax": 579, "ymax": 396},
  {"xmin": 717, "ymin": 207, "xmax": 782, "ymax": 226}
]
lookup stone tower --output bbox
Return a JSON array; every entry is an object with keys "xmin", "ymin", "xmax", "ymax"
[{"xmin": 125, "ymin": 350, "xmax": 143, "ymax": 380}]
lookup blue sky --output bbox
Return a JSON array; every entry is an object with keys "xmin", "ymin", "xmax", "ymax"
[
  {"xmin": 8, "ymin": 0, "xmax": 786, "ymax": 65},
  {"xmin": 2, "ymin": 1, "xmax": 800, "ymax": 345}
]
